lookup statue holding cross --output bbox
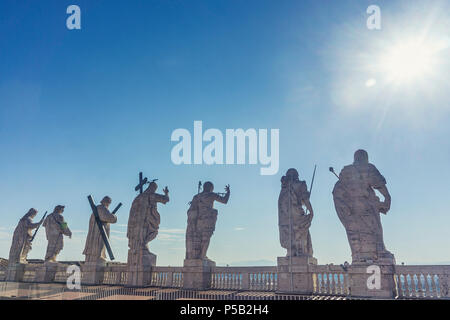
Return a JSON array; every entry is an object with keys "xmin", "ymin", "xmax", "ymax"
[
  {"xmin": 127, "ymin": 174, "xmax": 169, "ymax": 286},
  {"xmin": 83, "ymin": 196, "xmax": 122, "ymax": 263}
]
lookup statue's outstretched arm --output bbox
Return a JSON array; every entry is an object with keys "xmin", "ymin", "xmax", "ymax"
[{"xmin": 216, "ymin": 185, "xmax": 230, "ymax": 204}]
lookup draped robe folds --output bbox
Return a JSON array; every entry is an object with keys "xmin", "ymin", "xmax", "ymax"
[
  {"xmin": 83, "ymin": 205, "xmax": 117, "ymax": 262},
  {"xmin": 332, "ymin": 163, "xmax": 392, "ymax": 264},
  {"xmin": 185, "ymin": 192, "xmax": 228, "ymax": 260},
  {"xmin": 8, "ymin": 217, "xmax": 40, "ymax": 264},
  {"xmin": 127, "ymin": 190, "xmax": 169, "ymax": 264},
  {"xmin": 43, "ymin": 213, "xmax": 72, "ymax": 261},
  {"xmin": 278, "ymin": 179, "xmax": 313, "ymax": 257}
]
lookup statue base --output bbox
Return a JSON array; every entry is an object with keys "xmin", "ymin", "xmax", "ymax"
[
  {"xmin": 81, "ymin": 261, "xmax": 106, "ymax": 285},
  {"xmin": 126, "ymin": 251, "xmax": 157, "ymax": 287},
  {"xmin": 183, "ymin": 258, "xmax": 216, "ymax": 290},
  {"xmin": 34, "ymin": 262, "xmax": 59, "ymax": 283},
  {"xmin": 6, "ymin": 263, "xmax": 26, "ymax": 282},
  {"xmin": 277, "ymin": 255, "xmax": 318, "ymax": 294},
  {"xmin": 348, "ymin": 262, "xmax": 396, "ymax": 299}
]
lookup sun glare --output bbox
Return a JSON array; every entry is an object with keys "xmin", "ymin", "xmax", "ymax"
[{"xmin": 378, "ymin": 38, "xmax": 438, "ymax": 84}]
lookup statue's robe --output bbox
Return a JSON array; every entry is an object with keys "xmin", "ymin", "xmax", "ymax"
[
  {"xmin": 83, "ymin": 205, "xmax": 117, "ymax": 262},
  {"xmin": 278, "ymin": 178, "xmax": 313, "ymax": 257},
  {"xmin": 43, "ymin": 213, "xmax": 71, "ymax": 261},
  {"xmin": 332, "ymin": 162, "xmax": 391, "ymax": 263},
  {"xmin": 185, "ymin": 192, "xmax": 228, "ymax": 260},
  {"xmin": 8, "ymin": 217, "xmax": 40, "ymax": 264},
  {"xmin": 127, "ymin": 190, "xmax": 169, "ymax": 264}
]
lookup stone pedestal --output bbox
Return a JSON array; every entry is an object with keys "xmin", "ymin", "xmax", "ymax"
[
  {"xmin": 35, "ymin": 262, "xmax": 58, "ymax": 283},
  {"xmin": 126, "ymin": 251, "xmax": 156, "ymax": 287},
  {"xmin": 81, "ymin": 261, "xmax": 106, "ymax": 285},
  {"xmin": 277, "ymin": 255, "xmax": 318, "ymax": 294},
  {"xmin": 6, "ymin": 263, "xmax": 26, "ymax": 282},
  {"xmin": 183, "ymin": 259, "xmax": 216, "ymax": 290},
  {"xmin": 348, "ymin": 262, "xmax": 396, "ymax": 299}
]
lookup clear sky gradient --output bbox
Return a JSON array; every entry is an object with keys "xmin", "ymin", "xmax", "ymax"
[{"xmin": 1, "ymin": 0, "xmax": 449, "ymax": 266}]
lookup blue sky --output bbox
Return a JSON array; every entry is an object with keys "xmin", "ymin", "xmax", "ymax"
[{"xmin": 1, "ymin": 0, "xmax": 449, "ymax": 266}]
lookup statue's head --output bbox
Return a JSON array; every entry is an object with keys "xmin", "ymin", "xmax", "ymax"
[
  {"xmin": 203, "ymin": 181, "xmax": 214, "ymax": 192},
  {"xmin": 25, "ymin": 208, "xmax": 38, "ymax": 219},
  {"xmin": 354, "ymin": 149, "xmax": 369, "ymax": 165},
  {"xmin": 148, "ymin": 181, "xmax": 158, "ymax": 193},
  {"xmin": 54, "ymin": 205, "xmax": 65, "ymax": 214},
  {"xmin": 101, "ymin": 196, "xmax": 112, "ymax": 208},
  {"xmin": 286, "ymin": 168, "xmax": 299, "ymax": 181}
]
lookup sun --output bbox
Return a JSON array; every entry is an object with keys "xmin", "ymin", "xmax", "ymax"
[{"xmin": 377, "ymin": 38, "xmax": 438, "ymax": 85}]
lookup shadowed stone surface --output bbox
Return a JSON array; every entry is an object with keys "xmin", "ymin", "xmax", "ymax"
[
  {"xmin": 332, "ymin": 150, "xmax": 395, "ymax": 266},
  {"xmin": 126, "ymin": 182, "xmax": 169, "ymax": 286}
]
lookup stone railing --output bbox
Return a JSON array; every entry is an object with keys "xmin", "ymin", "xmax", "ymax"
[
  {"xmin": 310, "ymin": 265, "xmax": 350, "ymax": 296},
  {"xmin": 211, "ymin": 266, "xmax": 278, "ymax": 291},
  {"xmin": 1, "ymin": 263, "xmax": 449, "ymax": 299},
  {"xmin": 394, "ymin": 265, "xmax": 450, "ymax": 299},
  {"xmin": 150, "ymin": 266, "xmax": 184, "ymax": 288}
]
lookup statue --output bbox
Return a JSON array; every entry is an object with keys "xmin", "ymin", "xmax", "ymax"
[
  {"xmin": 278, "ymin": 168, "xmax": 314, "ymax": 257},
  {"xmin": 127, "ymin": 181, "xmax": 169, "ymax": 268},
  {"xmin": 42, "ymin": 205, "xmax": 72, "ymax": 262},
  {"xmin": 8, "ymin": 208, "xmax": 44, "ymax": 264},
  {"xmin": 332, "ymin": 149, "xmax": 394, "ymax": 265},
  {"xmin": 83, "ymin": 196, "xmax": 117, "ymax": 263},
  {"xmin": 185, "ymin": 182, "xmax": 230, "ymax": 262}
]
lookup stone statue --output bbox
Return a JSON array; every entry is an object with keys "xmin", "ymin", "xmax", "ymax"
[
  {"xmin": 332, "ymin": 149, "xmax": 394, "ymax": 265},
  {"xmin": 127, "ymin": 181, "xmax": 169, "ymax": 268},
  {"xmin": 43, "ymin": 205, "xmax": 72, "ymax": 262},
  {"xmin": 8, "ymin": 208, "xmax": 44, "ymax": 264},
  {"xmin": 278, "ymin": 168, "xmax": 314, "ymax": 257},
  {"xmin": 83, "ymin": 196, "xmax": 117, "ymax": 263},
  {"xmin": 185, "ymin": 182, "xmax": 230, "ymax": 261}
]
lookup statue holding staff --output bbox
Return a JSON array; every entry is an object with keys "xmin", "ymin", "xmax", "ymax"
[
  {"xmin": 43, "ymin": 205, "xmax": 72, "ymax": 263},
  {"xmin": 332, "ymin": 149, "xmax": 394, "ymax": 265},
  {"xmin": 278, "ymin": 168, "xmax": 314, "ymax": 257},
  {"xmin": 8, "ymin": 208, "xmax": 45, "ymax": 264}
]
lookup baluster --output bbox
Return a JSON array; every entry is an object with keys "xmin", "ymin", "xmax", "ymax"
[
  {"xmin": 311, "ymin": 273, "xmax": 317, "ymax": 293},
  {"xmin": 237, "ymin": 273, "xmax": 241, "ymax": 289},
  {"xmin": 230, "ymin": 273, "xmax": 234, "ymax": 289},
  {"xmin": 327, "ymin": 273, "xmax": 332, "ymax": 294},
  {"xmin": 403, "ymin": 274, "xmax": 410, "ymax": 297},
  {"xmin": 429, "ymin": 274, "xmax": 437, "ymax": 298},
  {"xmin": 329, "ymin": 273, "xmax": 334, "ymax": 294},
  {"xmin": 413, "ymin": 274, "xmax": 420, "ymax": 297},
  {"xmin": 337, "ymin": 274, "xmax": 343, "ymax": 295},
  {"xmin": 318, "ymin": 273, "xmax": 324, "ymax": 294},
  {"xmin": 323, "ymin": 273, "xmax": 328, "ymax": 294},
  {"xmin": 397, "ymin": 274, "xmax": 404, "ymax": 297},
  {"xmin": 417, "ymin": 274, "xmax": 424, "ymax": 297},
  {"xmin": 408, "ymin": 274, "xmax": 416, "ymax": 297},
  {"xmin": 271, "ymin": 273, "xmax": 275, "ymax": 291},
  {"xmin": 425, "ymin": 274, "xmax": 432, "ymax": 298},
  {"xmin": 221, "ymin": 273, "xmax": 225, "ymax": 289}
]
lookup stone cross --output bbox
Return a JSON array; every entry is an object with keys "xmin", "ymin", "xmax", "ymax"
[
  {"xmin": 135, "ymin": 172, "xmax": 148, "ymax": 194},
  {"xmin": 87, "ymin": 195, "xmax": 116, "ymax": 261}
]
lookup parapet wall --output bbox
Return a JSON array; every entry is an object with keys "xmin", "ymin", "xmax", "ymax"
[{"xmin": 1, "ymin": 262, "xmax": 449, "ymax": 299}]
